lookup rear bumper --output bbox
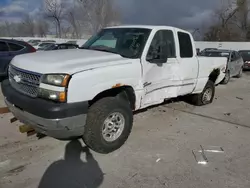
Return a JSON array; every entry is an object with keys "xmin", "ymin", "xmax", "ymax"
[
  {"xmin": 2, "ymin": 79, "xmax": 88, "ymax": 139},
  {"xmin": 243, "ymin": 63, "xmax": 250, "ymax": 70}
]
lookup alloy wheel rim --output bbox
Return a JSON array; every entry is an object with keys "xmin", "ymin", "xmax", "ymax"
[
  {"xmin": 202, "ymin": 88, "xmax": 212, "ymax": 103},
  {"xmin": 102, "ymin": 112, "xmax": 125, "ymax": 142}
]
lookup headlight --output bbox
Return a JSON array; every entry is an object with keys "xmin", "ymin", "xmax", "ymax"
[
  {"xmin": 41, "ymin": 74, "xmax": 70, "ymax": 87},
  {"xmin": 38, "ymin": 88, "xmax": 66, "ymax": 102}
]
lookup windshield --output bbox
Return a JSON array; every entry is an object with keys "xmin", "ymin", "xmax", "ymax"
[
  {"xmin": 200, "ymin": 51, "xmax": 230, "ymax": 57},
  {"xmin": 239, "ymin": 51, "xmax": 250, "ymax": 60},
  {"xmin": 81, "ymin": 28, "xmax": 152, "ymax": 58}
]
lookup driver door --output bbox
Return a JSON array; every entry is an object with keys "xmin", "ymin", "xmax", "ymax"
[{"xmin": 141, "ymin": 30, "xmax": 179, "ymax": 107}]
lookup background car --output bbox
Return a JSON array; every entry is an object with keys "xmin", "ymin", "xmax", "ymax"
[
  {"xmin": 42, "ymin": 40, "xmax": 56, "ymax": 43},
  {"xmin": 27, "ymin": 39, "xmax": 41, "ymax": 45},
  {"xmin": 238, "ymin": 50, "xmax": 250, "ymax": 70},
  {"xmin": 200, "ymin": 48, "xmax": 218, "ymax": 54},
  {"xmin": 66, "ymin": 40, "xmax": 77, "ymax": 44},
  {"xmin": 196, "ymin": 48, "xmax": 200, "ymax": 55},
  {"xmin": 42, "ymin": 43, "xmax": 79, "ymax": 51},
  {"xmin": 33, "ymin": 42, "xmax": 55, "ymax": 50},
  {"xmin": 200, "ymin": 49, "xmax": 244, "ymax": 84},
  {"xmin": 0, "ymin": 39, "xmax": 36, "ymax": 79}
]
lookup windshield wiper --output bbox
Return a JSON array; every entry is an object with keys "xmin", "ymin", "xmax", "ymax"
[{"xmin": 80, "ymin": 46, "xmax": 135, "ymax": 58}]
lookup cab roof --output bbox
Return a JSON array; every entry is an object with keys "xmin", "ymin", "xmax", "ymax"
[{"xmin": 106, "ymin": 25, "xmax": 189, "ymax": 33}]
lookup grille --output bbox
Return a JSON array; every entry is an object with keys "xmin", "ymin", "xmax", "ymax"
[{"xmin": 9, "ymin": 65, "xmax": 42, "ymax": 97}]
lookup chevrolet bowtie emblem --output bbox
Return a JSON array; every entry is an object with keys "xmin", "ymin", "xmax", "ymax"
[{"xmin": 13, "ymin": 75, "xmax": 21, "ymax": 83}]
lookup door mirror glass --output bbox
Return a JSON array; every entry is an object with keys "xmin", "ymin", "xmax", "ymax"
[
  {"xmin": 146, "ymin": 45, "xmax": 168, "ymax": 63},
  {"xmin": 146, "ymin": 30, "xmax": 176, "ymax": 64}
]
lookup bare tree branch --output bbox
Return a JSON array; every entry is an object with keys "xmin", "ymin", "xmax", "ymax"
[
  {"xmin": 22, "ymin": 14, "xmax": 35, "ymax": 37},
  {"xmin": 44, "ymin": 0, "xmax": 65, "ymax": 38},
  {"xmin": 78, "ymin": 0, "xmax": 120, "ymax": 34}
]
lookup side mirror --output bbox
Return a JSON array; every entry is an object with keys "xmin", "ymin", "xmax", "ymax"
[{"xmin": 146, "ymin": 45, "xmax": 168, "ymax": 63}]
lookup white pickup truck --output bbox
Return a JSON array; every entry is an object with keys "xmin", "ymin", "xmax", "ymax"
[{"xmin": 2, "ymin": 25, "xmax": 227, "ymax": 154}]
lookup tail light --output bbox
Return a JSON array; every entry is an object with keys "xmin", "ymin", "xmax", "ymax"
[
  {"xmin": 30, "ymin": 46, "xmax": 36, "ymax": 53},
  {"xmin": 25, "ymin": 42, "xmax": 36, "ymax": 53}
]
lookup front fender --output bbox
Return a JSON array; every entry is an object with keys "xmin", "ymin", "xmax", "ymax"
[{"xmin": 67, "ymin": 62, "xmax": 141, "ymax": 103}]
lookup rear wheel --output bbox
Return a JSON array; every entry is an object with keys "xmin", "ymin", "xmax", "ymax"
[
  {"xmin": 191, "ymin": 80, "xmax": 215, "ymax": 106},
  {"xmin": 221, "ymin": 71, "xmax": 230, "ymax": 85},
  {"xmin": 83, "ymin": 97, "xmax": 133, "ymax": 154}
]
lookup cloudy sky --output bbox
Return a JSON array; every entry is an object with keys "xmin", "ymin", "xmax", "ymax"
[{"xmin": 0, "ymin": 0, "xmax": 221, "ymax": 30}]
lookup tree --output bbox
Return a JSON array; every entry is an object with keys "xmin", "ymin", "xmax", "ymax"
[
  {"xmin": 234, "ymin": 0, "xmax": 250, "ymax": 39},
  {"xmin": 4, "ymin": 21, "xmax": 11, "ymax": 36},
  {"xmin": 65, "ymin": 8, "xmax": 81, "ymax": 38},
  {"xmin": 78, "ymin": 0, "xmax": 120, "ymax": 34},
  {"xmin": 44, "ymin": 0, "xmax": 65, "ymax": 38},
  {"xmin": 203, "ymin": 0, "xmax": 241, "ymax": 41},
  {"xmin": 36, "ymin": 19, "xmax": 49, "ymax": 37},
  {"xmin": 22, "ymin": 14, "xmax": 35, "ymax": 37}
]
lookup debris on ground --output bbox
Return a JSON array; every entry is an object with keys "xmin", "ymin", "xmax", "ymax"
[
  {"xmin": 193, "ymin": 145, "xmax": 225, "ymax": 165},
  {"xmin": 236, "ymin": 97, "xmax": 244, "ymax": 100},
  {"xmin": 224, "ymin": 113, "xmax": 231, "ymax": 116},
  {"xmin": 156, "ymin": 158, "xmax": 161, "ymax": 163}
]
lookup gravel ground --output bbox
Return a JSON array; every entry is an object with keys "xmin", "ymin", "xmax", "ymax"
[{"xmin": 0, "ymin": 72, "xmax": 250, "ymax": 188}]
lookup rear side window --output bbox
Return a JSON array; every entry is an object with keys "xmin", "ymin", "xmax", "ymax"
[
  {"xmin": 8, "ymin": 43, "xmax": 24, "ymax": 51},
  {"xmin": 178, "ymin": 32, "xmax": 193, "ymax": 58},
  {"xmin": 0, "ymin": 41, "xmax": 9, "ymax": 52}
]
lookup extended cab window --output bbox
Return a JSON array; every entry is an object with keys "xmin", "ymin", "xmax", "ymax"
[
  {"xmin": 0, "ymin": 41, "xmax": 9, "ymax": 52},
  {"xmin": 178, "ymin": 32, "xmax": 193, "ymax": 58},
  {"xmin": 8, "ymin": 43, "xmax": 24, "ymax": 51},
  {"xmin": 146, "ymin": 30, "xmax": 176, "ymax": 62}
]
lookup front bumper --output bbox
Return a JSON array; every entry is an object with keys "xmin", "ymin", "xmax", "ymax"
[{"xmin": 2, "ymin": 80, "xmax": 88, "ymax": 139}]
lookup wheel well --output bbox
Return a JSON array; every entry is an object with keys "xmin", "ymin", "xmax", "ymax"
[
  {"xmin": 209, "ymin": 69, "xmax": 220, "ymax": 83},
  {"xmin": 89, "ymin": 86, "xmax": 136, "ymax": 110}
]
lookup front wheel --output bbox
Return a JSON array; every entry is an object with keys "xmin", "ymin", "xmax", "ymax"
[
  {"xmin": 191, "ymin": 80, "xmax": 215, "ymax": 106},
  {"xmin": 221, "ymin": 71, "xmax": 230, "ymax": 85},
  {"xmin": 83, "ymin": 97, "xmax": 133, "ymax": 154}
]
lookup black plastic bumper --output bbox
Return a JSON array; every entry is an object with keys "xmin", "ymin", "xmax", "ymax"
[{"xmin": 1, "ymin": 79, "xmax": 89, "ymax": 119}]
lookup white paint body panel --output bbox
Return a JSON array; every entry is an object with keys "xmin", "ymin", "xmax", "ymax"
[
  {"xmin": 11, "ymin": 49, "xmax": 130, "ymax": 74},
  {"xmin": 10, "ymin": 25, "xmax": 227, "ymax": 111},
  {"xmin": 67, "ymin": 59, "xmax": 142, "ymax": 104}
]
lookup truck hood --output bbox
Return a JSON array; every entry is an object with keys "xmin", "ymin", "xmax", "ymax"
[{"xmin": 11, "ymin": 49, "xmax": 130, "ymax": 74}]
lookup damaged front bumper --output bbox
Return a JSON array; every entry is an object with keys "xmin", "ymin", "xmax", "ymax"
[{"xmin": 2, "ymin": 80, "xmax": 88, "ymax": 139}]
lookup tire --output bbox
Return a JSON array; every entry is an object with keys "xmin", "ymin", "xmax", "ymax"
[
  {"xmin": 191, "ymin": 80, "xmax": 215, "ymax": 106},
  {"xmin": 221, "ymin": 71, "xmax": 230, "ymax": 85},
  {"xmin": 235, "ymin": 67, "xmax": 243, "ymax": 78},
  {"xmin": 83, "ymin": 97, "xmax": 133, "ymax": 154}
]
